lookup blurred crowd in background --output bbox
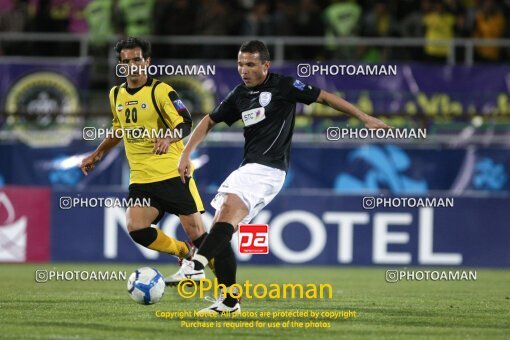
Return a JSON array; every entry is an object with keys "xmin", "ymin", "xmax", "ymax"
[{"xmin": 0, "ymin": 0, "xmax": 509, "ymax": 62}]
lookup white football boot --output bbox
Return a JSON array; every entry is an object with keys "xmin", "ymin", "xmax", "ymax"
[
  {"xmin": 197, "ymin": 289, "xmax": 241, "ymax": 315},
  {"xmin": 165, "ymin": 244, "xmax": 205, "ymax": 286}
]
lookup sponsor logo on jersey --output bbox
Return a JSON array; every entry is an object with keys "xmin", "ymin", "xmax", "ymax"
[
  {"xmin": 125, "ymin": 100, "xmax": 138, "ymax": 105},
  {"xmin": 259, "ymin": 92, "xmax": 272, "ymax": 107},
  {"xmin": 241, "ymin": 107, "xmax": 266, "ymax": 127},
  {"xmin": 293, "ymin": 79, "xmax": 305, "ymax": 91}
]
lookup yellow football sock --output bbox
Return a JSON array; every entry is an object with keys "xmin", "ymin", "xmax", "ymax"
[{"xmin": 147, "ymin": 228, "xmax": 189, "ymax": 258}]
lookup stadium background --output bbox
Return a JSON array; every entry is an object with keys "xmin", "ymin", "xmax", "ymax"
[{"xmin": 1, "ymin": 0, "xmax": 508, "ymax": 267}]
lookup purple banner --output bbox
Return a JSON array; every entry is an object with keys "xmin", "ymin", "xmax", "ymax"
[
  {"xmin": 180, "ymin": 63, "xmax": 510, "ymax": 117},
  {"xmin": 0, "ymin": 60, "xmax": 89, "ymax": 130}
]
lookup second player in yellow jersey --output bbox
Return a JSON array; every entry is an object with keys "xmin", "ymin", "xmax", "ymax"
[
  {"xmin": 110, "ymin": 78, "xmax": 193, "ymax": 183},
  {"xmin": 81, "ymin": 37, "xmax": 211, "ymax": 285}
]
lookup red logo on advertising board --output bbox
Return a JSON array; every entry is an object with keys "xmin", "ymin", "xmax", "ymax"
[
  {"xmin": 238, "ymin": 224, "xmax": 269, "ymax": 254},
  {"xmin": 0, "ymin": 187, "xmax": 50, "ymax": 262}
]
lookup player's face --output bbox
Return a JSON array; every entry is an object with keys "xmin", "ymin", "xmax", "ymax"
[
  {"xmin": 119, "ymin": 47, "xmax": 150, "ymax": 84},
  {"xmin": 238, "ymin": 52, "xmax": 270, "ymax": 88}
]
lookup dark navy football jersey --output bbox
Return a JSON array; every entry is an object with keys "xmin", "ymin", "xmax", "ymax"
[{"xmin": 209, "ymin": 73, "xmax": 320, "ymax": 172}]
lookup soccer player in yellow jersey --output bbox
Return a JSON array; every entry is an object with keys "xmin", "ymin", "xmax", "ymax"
[{"xmin": 80, "ymin": 37, "xmax": 208, "ymax": 283}]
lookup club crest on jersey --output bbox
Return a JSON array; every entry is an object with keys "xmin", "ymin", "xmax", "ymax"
[
  {"xmin": 259, "ymin": 92, "xmax": 272, "ymax": 107},
  {"xmin": 241, "ymin": 107, "xmax": 266, "ymax": 127},
  {"xmin": 293, "ymin": 79, "xmax": 305, "ymax": 91},
  {"xmin": 141, "ymin": 103, "xmax": 147, "ymax": 109},
  {"xmin": 117, "ymin": 104, "xmax": 123, "ymax": 112},
  {"xmin": 173, "ymin": 99, "xmax": 187, "ymax": 112}
]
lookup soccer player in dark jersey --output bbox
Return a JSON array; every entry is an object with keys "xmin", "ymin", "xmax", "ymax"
[
  {"xmin": 177, "ymin": 40, "xmax": 390, "ymax": 313},
  {"xmin": 80, "ymin": 37, "xmax": 211, "ymax": 283}
]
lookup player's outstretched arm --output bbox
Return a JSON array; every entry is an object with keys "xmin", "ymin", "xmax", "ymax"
[
  {"xmin": 178, "ymin": 114, "xmax": 216, "ymax": 183},
  {"xmin": 80, "ymin": 135, "xmax": 122, "ymax": 175},
  {"xmin": 316, "ymin": 90, "xmax": 391, "ymax": 129}
]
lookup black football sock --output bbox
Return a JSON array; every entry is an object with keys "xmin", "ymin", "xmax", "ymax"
[
  {"xmin": 129, "ymin": 227, "xmax": 158, "ymax": 246},
  {"xmin": 192, "ymin": 222, "xmax": 235, "ymax": 270},
  {"xmin": 191, "ymin": 232, "xmax": 208, "ymax": 248},
  {"xmin": 215, "ymin": 245, "xmax": 238, "ymax": 307},
  {"xmin": 191, "ymin": 232, "xmax": 216, "ymax": 273},
  {"xmin": 130, "ymin": 227, "xmax": 189, "ymax": 257},
  {"xmin": 223, "ymin": 291, "xmax": 239, "ymax": 308}
]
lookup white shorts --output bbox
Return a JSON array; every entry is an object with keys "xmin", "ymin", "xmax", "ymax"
[{"xmin": 211, "ymin": 163, "xmax": 286, "ymax": 224}]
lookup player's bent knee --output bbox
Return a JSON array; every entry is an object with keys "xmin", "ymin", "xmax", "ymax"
[
  {"xmin": 216, "ymin": 195, "xmax": 249, "ymax": 226},
  {"xmin": 223, "ymin": 194, "xmax": 249, "ymax": 212},
  {"xmin": 126, "ymin": 217, "xmax": 151, "ymax": 232},
  {"xmin": 126, "ymin": 206, "xmax": 159, "ymax": 232},
  {"xmin": 126, "ymin": 221, "xmax": 145, "ymax": 232}
]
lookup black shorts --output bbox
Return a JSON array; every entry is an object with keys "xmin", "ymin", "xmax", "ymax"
[{"xmin": 128, "ymin": 176, "xmax": 205, "ymax": 224}]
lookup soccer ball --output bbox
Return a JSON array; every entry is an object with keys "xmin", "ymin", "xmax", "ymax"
[{"xmin": 127, "ymin": 267, "xmax": 165, "ymax": 305}]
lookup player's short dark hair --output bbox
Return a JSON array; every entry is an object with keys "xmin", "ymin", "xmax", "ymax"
[
  {"xmin": 239, "ymin": 40, "xmax": 270, "ymax": 62},
  {"xmin": 114, "ymin": 37, "xmax": 151, "ymax": 61}
]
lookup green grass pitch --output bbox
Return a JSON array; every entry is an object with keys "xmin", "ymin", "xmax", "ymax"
[{"xmin": 0, "ymin": 264, "xmax": 509, "ymax": 339}]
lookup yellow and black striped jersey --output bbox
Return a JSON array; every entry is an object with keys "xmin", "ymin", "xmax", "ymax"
[{"xmin": 109, "ymin": 78, "xmax": 193, "ymax": 184}]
